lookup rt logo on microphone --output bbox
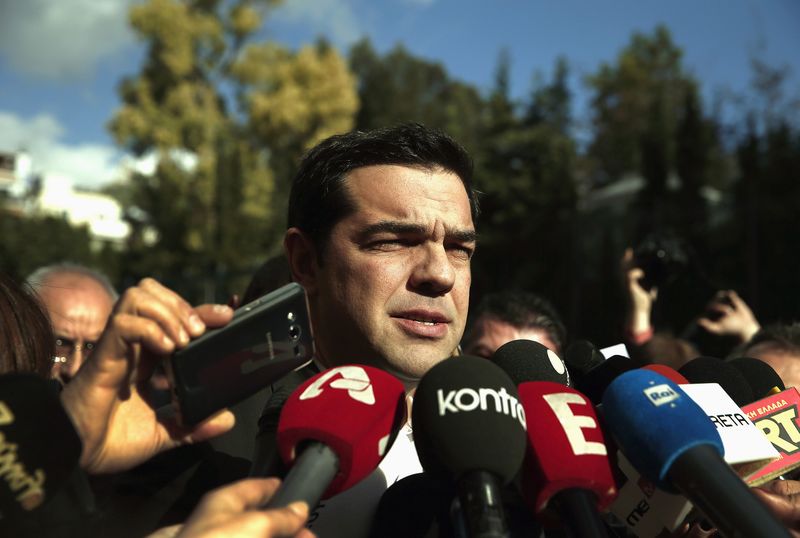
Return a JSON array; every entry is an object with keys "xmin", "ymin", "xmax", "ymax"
[
  {"xmin": 299, "ymin": 366, "xmax": 375, "ymax": 405},
  {"xmin": 643, "ymin": 384, "xmax": 680, "ymax": 407}
]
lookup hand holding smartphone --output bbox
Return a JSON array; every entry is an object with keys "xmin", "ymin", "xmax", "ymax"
[{"xmin": 167, "ymin": 283, "xmax": 315, "ymax": 427}]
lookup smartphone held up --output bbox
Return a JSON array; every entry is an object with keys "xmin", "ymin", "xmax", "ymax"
[{"xmin": 167, "ymin": 283, "xmax": 315, "ymax": 427}]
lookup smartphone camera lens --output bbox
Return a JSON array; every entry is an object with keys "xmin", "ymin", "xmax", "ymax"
[{"xmin": 289, "ymin": 324, "xmax": 302, "ymax": 341}]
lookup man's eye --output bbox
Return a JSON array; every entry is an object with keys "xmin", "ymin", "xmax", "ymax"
[
  {"xmin": 448, "ymin": 244, "xmax": 474, "ymax": 259},
  {"xmin": 368, "ymin": 239, "xmax": 409, "ymax": 250}
]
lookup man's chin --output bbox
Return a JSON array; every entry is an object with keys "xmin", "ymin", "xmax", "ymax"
[{"xmin": 381, "ymin": 349, "xmax": 454, "ymax": 381}]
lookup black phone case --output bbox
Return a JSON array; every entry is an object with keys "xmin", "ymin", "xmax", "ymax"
[{"xmin": 168, "ymin": 283, "xmax": 314, "ymax": 426}]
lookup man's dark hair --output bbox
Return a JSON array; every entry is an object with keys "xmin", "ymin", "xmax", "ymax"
[
  {"xmin": 743, "ymin": 322, "xmax": 800, "ymax": 356},
  {"xmin": 287, "ymin": 123, "xmax": 478, "ymax": 258},
  {"xmin": 464, "ymin": 290, "xmax": 567, "ymax": 354}
]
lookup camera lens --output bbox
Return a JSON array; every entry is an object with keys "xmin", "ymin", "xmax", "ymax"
[{"xmin": 289, "ymin": 324, "xmax": 302, "ymax": 341}]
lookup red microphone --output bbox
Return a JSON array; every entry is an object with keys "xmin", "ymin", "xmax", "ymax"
[
  {"xmin": 518, "ymin": 381, "xmax": 617, "ymax": 538},
  {"xmin": 266, "ymin": 365, "xmax": 406, "ymax": 508},
  {"xmin": 642, "ymin": 364, "xmax": 689, "ymax": 385}
]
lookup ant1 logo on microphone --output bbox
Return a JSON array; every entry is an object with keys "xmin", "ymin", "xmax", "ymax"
[
  {"xmin": 299, "ymin": 366, "xmax": 375, "ymax": 405},
  {"xmin": 437, "ymin": 387, "xmax": 527, "ymax": 428},
  {"xmin": 643, "ymin": 384, "xmax": 680, "ymax": 407}
]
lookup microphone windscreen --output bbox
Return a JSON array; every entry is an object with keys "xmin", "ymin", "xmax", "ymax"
[
  {"xmin": 369, "ymin": 473, "xmax": 455, "ymax": 538},
  {"xmin": 601, "ymin": 369, "xmax": 723, "ymax": 492},
  {"xmin": 412, "ymin": 356, "xmax": 527, "ymax": 484},
  {"xmin": 492, "ymin": 339, "xmax": 570, "ymax": 386},
  {"xmin": 642, "ymin": 364, "xmax": 689, "ymax": 385},
  {"xmin": 564, "ymin": 339, "xmax": 606, "ymax": 376},
  {"xmin": 518, "ymin": 382, "xmax": 617, "ymax": 513},
  {"xmin": 277, "ymin": 365, "xmax": 406, "ymax": 497},
  {"xmin": 728, "ymin": 357, "xmax": 786, "ymax": 400},
  {"xmin": 575, "ymin": 355, "xmax": 637, "ymax": 405},
  {"xmin": 678, "ymin": 356, "xmax": 754, "ymax": 406},
  {"xmin": 0, "ymin": 373, "xmax": 82, "ymax": 514}
]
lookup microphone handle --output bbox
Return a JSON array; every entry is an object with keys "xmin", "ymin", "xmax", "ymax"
[
  {"xmin": 551, "ymin": 488, "xmax": 609, "ymax": 538},
  {"xmin": 669, "ymin": 444, "xmax": 790, "ymax": 538},
  {"xmin": 456, "ymin": 470, "xmax": 510, "ymax": 538},
  {"xmin": 264, "ymin": 442, "xmax": 339, "ymax": 509}
]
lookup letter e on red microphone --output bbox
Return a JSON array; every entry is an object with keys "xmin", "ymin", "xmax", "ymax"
[{"xmin": 518, "ymin": 381, "xmax": 617, "ymax": 513}]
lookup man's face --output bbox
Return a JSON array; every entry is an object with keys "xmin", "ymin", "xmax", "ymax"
[
  {"xmin": 305, "ymin": 164, "xmax": 475, "ymax": 380},
  {"xmin": 37, "ymin": 272, "xmax": 115, "ymax": 383},
  {"xmin": 464, "ymin": 316, "xmax": 560, "ymax": 359}
]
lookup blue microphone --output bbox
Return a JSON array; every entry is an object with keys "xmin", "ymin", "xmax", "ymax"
[{"xmin": 602, "ymin": 369, "xmax": 789, "ymax": 538}]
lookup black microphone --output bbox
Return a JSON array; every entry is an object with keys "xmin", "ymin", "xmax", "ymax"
[
  {"xmin": 728, "ymin": 357, "xmax": 786, "ymax": 400},
  {"xmin": 491, "ymin": 339, "xmax": 570, "ymax": 386},
  {"xmin": 412, "ymin": 356, "xmax": 527, "ymax": 538},
  {"xmin": 564, "ymin": 339, "xmax": 606, "ymax": 377},
  {"xmin": 678, "ymin": 356, "xmax": 754, "ymax": 406},
  {"xmin": 0, "ymin": 373, "xmax": 82, "ymax": 518},
  {"xmin": 574, "ymin": 355, "xmax": 637, "ymax": 405},
  {"xmin": 369, "ymin": 473, "xmax": 457, "ymax": 538}
]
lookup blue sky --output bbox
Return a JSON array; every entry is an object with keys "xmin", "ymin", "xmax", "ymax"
[{"xmin": 0, "ymin": 0, "xmax": 798, "ymax": 188}]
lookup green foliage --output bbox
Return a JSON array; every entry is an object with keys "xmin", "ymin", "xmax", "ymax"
[
  {"xmin": 108, "ymin": 0, "xmax": 357, "ymax": 301},
  {"xmin": 348, "ymin": 39, "xmax": 484, "ymax": 153},
  {"xmin": 587, "ymin": 25, "xmax": 696, "ymax": 184},
  {"xmin": 0, "ymin": 212, "xmax": 97, "ymax": 280},
  {"xmin": 96, "ymin": 14, "xmax": 800, "ymax": 342},
  {"xmin": 470, "ymin": 55, "xmax": 578, "ymax": 308}
]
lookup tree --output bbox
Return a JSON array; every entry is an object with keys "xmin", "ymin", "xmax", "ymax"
[
  {"xmin": 0, "ymin": 212, "xmax": 97, "ymax": 280},
  {"xmin": 586, "ymin": 26, "xmax": 695, "ymax": 187},
  {"xmin": 109, "ymin": 0, "xmax": 358, "ymax": 300},
  {"xmin": 471, "ymin": 55, "xmax": 578, "ymax": 317},
  {"xmin": 348, "ymin": 39, "xmax": 484, "ymax": 154}
]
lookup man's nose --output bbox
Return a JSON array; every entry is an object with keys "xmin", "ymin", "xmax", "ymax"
[{"xmin": 409, "ymin": 244, "xmax": 456, "ymax": 296}]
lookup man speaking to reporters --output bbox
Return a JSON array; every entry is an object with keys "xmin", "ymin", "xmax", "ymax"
[
  {"xmin": 252, "ymin": 124, "xmax": 480, "ymax": 526},
  {"xmin": 284, "ymin": 122, "xmax": 478, "ymax": 381}
]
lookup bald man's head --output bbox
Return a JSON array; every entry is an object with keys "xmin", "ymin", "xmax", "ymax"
[{"xmin": 28, "ymin": 265, "xmax": 116, "ymax": 384}]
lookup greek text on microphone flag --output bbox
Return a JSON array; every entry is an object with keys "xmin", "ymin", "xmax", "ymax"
[
  {"xmin": 277, "ymin": 364, "xmax": 407, "ymax": 498},
  {"xmin": 517, "ymin": 381, "xmax": 617, "ymax": 514},
  {"xmin": 743, "ymin": 386, "xmax": 800, "ymax": 486}
]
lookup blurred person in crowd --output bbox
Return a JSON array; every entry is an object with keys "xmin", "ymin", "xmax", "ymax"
[
  {"xmin": 0, "ymin": 272, "xmax": 53, "ymax": 376},
  {"xmin": 27, "ymin": 263, "xmax": 117, "ymax": 384},
  {"xmin": 462, "ymin": 289, "xmax": 566, "ymax": 358},
  {"xmin": 240, "ymin": 254, "xmax": 294, "ymax": 307},
  {"xmin": 696, "ymin": 289, "xmax": 761, "ymax": 345},
  {"xmin": 2, "ymin": 275, "xmax": 311, "ymax": 537},
  {"xmin": 67, "ymin": 277, "xmax": 309, "ymax": 537},
  {"xmin": 738, "ymin": 322, "xmax": 800, "ymax": 389},
  {"xmin": 620, "ymin": 247, "xmax": 760, "ymax": 369},
  {"xmin": 621, "ymin": 247, "xmax": 699, "ymax": 368}
]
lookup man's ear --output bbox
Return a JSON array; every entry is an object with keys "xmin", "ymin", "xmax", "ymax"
[{"xmin": 284, "ymin": 228, "xmax": 320, "ymax": 294}]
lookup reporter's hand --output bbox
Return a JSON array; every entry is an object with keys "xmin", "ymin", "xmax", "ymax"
[
  {"xmin": 696, "ymin": 290, "xmax": 760, "ymax": 344},
  {"xmin": 175, "ymin": 478, "xmax": 314, "ymax": 538},
  {"xmin": 621, "ymin": 248, "xmax": 657, "ymax": 336},
  {"xmin": 753, "ymin": 479, "xmax": 800, "ymax": 537},
  {"xmin": 60, "ymin": 278, "xmax": 235, "ymax": 473}
]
